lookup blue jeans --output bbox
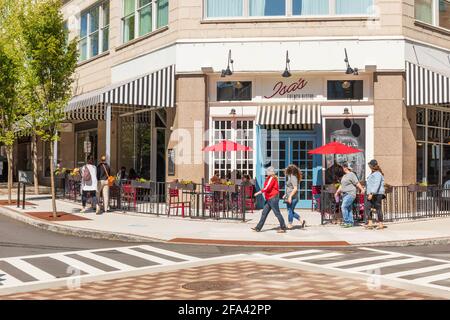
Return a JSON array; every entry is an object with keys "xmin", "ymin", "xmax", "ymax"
[
  {"xmin": 256, "ymin": 196, "xmax": 287, "ymax": 231},
  {"xmin": 287, "ymin": 197, "xmax": 300, "ymax": 224},
  {"xmin": 341, "ymin": 193, "xmax": 355, "ymax": 225}
]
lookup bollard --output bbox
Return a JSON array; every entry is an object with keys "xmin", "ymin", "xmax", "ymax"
[{"xmin": 17, "ymin": 182, "xmax": 21, "ymax": 208}]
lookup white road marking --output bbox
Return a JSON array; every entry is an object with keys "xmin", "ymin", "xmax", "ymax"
[
  {"xmin": 346, "ymin": 257, "xmax": 424, "ymax": 272},
  {"xmin": 116, "ymin": 248, "xmax": 175, "ymax": 265},
  {"xmin": 5, "ymin": 258, "xmax": 55, "ymax": 281},
  {"xmin": 291, "ymin": 252, "xmax": 342, "ymax": 261},
  {"xmin": 413, "ymin": 272, "xmax": 450, "ymax": 285},
  {"xmin": 273, "ymin": 249, "xmax": 322, "ymax": 259},
  {"xmin": 50, "ymin": 254, "xmax": 104, "ymax": 275},
  {"xmin": 324, "ymin": 254, "xmax": 402, "ymax": 268},
  {"xmin": 385, "ymin": 264, "xmax": 450, "ymax": 278},
  {"xmin": 0, "ymin": 270, "xmax": 23, "ymax": 287},
  {"xmin": 76, "ymin": 252, "xmax": 134, "ymax": 271},
  {"xmin": 140, "ymin": 245, "xmax": 201, "ymax": 261}
]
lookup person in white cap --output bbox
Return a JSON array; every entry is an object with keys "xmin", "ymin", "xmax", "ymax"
[
  {"xmin": 252, "ymin": 166, "xmax": 287, "ymax": 233},
  {"xmin": 335, "ymin": 162, "xmax": 365, "ymax": 227}
]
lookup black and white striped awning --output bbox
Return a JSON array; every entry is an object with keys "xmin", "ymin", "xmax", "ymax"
[
  {"xmin": 66, "ymin": 65, "xmax": 175, "ymax": 120},
  {"xmin": 256, "ymin": 104, "xmax": 321, "ymax": 129},
  {"xmin": 406, "ymin": 62, "xmax": 450, "ymax": 107}
]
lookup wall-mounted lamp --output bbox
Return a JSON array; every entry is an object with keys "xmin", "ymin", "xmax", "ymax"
[
  {"xmin": 221, "ymin": 50, "xmax": 234, "ymax": 78},
  {"xmin": 344, "ymin": 48, "xmax": 358, "ymax": 75},
  {"xmin": 282, "ymin": 50, "xmax": 291, "ymax": 78}
]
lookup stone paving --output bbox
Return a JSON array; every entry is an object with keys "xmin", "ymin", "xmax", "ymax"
[{"xmin": 1, "ymin": 261, "xmax": 439, "ymax": 300}]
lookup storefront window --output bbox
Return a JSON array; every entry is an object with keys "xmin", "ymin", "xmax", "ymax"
[
  {"xmin": 44, "ymin": 141, "xmax": 61, "ymax": 177},
  {"xmin": 75, "ymin": 130, "xmax": 98, "ymax": 168},
  {"xmin": 415, "ymin": 0, "xmax": 433, "ymax": 23},
  {"xmin": 217, "ymin": 81, "xmax": 252, "ymax": 101},
  {"xmin": 440, "ymin": 0, "xmax": 450, "ymax": 29},
  {"xmin": 416, "ymin": 107, "xmax": 450, "ymax": 185},
  {"xmin": 336, "ymin": 0, "xmax": 373, "ymax": 15},
  {"xmin": 249, "ymin": 0, "xmax": 286, "ymax": 16},
  {"xmin": 122, "ymin": 0, "xmax": 169, "ymax": 43},
  {"xmin": 212, "ymin": 120, "xmax": 254, "ymax": 179},
  {"xmin": 325, "ymin": 119, "xmax": 366, "ymax": 182},
  {"xmin": 206, "ymin": 0, "xmax": 243, "ymax": 18},
  {"xmin": 327, "ymin": 80, "xmax": 363, "ymax": 100},
  {"xmin": 79, "ymin": 1, "xmax": 109, "ymax": 62}
]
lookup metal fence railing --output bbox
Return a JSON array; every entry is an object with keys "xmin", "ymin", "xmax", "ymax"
[
  {"xmin": 60, "ymin": 177, "xmax": 255, "ymax": 222},
  {"xmin": 320, "ymin": 185, "xmax": 450, "ymax": 224}
]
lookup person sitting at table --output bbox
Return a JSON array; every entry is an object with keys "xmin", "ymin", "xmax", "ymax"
[
  {"xmin": 128, "ymin": 168, "xmax": 138, "ymax": 180},
  {"xmin": 116, "ymin": 166, "xmax": 127, "ymax": 182},
  {"xmin": 241, "ymin": 174, "xmax": 252, "ymax": 186},
  {"xmin": 210, "ymin": 172, "xmax": 221, "ymax": 184}
]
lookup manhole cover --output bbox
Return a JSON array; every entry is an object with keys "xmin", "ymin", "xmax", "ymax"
[
  {"xmin": 247, "ymin": 271, "xmax": 303, "ymax": 280},
  {"xmin": 182, "ymin": 281, "xmax": 240, "ymax": 292}
]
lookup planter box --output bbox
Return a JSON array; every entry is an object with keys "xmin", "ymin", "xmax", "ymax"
[
  {"xmin": 168, "ymin": 182, "xmax": 196, "ymax": 191},
  {"xmin": 67, "ymin": 175, "xmax": 81, "ymax": 182},
  {"xmin": 131, "ymin": 181, "xmax": 153, "ymax": 189},
  {"xmin": 407, "ymin": 185, "xmax": 428, "ymax": 192},
  {"xmin": 210, "ymin": 184, "xmax": 237, "ymax": 193}
]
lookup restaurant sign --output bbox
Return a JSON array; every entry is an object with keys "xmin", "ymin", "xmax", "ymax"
[{"xmin": 262, "ymin": 77, "xmax": 322, "ymax": 101}]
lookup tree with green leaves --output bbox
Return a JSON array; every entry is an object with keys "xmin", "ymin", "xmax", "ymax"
[
  {"xmin": 20, "ymin": 0, "xmax": 78, "ymax": 217},
  {"xmin": 0, "ymin": 39, "xmax": 21, "ymax": 204}
]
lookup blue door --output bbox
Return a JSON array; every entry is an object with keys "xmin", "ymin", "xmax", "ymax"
[{"xmin": 278, "ymin": 134, "xmax": 319, "ymax": 209}]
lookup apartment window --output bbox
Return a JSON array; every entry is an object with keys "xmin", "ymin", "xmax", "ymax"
[
  {"xmin": 327, "ymin": 80, "xmax": 363, "ymax": 100},
  {"xmin": 122, "ymin": 0, "xmax": 169, "ymax": 43},
  {"xmin": 205, "ymin": 0, "xmax": 374, "ymax": 18},
  {"xmin": 217, "ymin": 81, "xmax": 252, "ymax": 101},
  {"xmin": 79, "ymin": 1, "xmax": 110, "ymax": 62},
  {"xmin": 415, "ymin": 0, "xmax": 450, "ymax": 29}
]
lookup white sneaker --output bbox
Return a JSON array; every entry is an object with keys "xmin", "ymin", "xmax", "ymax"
[{"xmin": 80, "ymin": 208, "xmax": 87, "ymax": 213}]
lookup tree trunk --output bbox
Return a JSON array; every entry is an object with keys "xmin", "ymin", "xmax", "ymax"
[
  {"xmin": 6, "ymin": 146, "xmax": 13, "ymax": 205},
  {"xmin": 49, "ymin": 138, "xmax": 57, "ymax": 218},
  {"xmin": 32, "ymin": 132, "xmax": 39, "ymax": 195}
]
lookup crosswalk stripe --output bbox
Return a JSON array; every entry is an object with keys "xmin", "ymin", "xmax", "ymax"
[
  {"xmin": 140, "ymin": 245, "xmax": 200, "ymax": 261},
  {"xmin": 0, "ymin": 270, "xmax": 23, "ymax": 287},
  {"xmin": 346, "ymin": 257, "xmax": 424, "ymax": 272},
  {"xmin": 6, "ymin": 258, "xmax": 55, "ymax": 281},
  {"xmin": 76, "ymin": 252, "xmax": 134, "ymax": 271},
  {"xmin": 324, "ymin": 254, "xmax": 402, "ymax": 268},
  {"xmin": 361, "ymin": 247, "xmax": 450, "ymax": 264},
  {"xmin": 412, "ymin": 272, "xmax": 450, "ymax": 284},
  {"xmin": 116, "ymin": 248, "xmax": 175, "ymax": 265},
  {"xmin": 50, "ymin": 254, "xmax": 104, "ymax": 275},
  {"xmin": 274, "ymin": 250, "xmax": 322, "ymax": 259},
  {"xmin": 385, "ymin": 264, "xmax": 450, "ymax": 278},
  {"xmin": 291, "ymin": 252, "xmax": 342, "ymax": 262}
]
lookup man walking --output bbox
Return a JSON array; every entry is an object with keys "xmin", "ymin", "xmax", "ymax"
[{"xmin": 97, "ymin": 155, "xmax": 111, "ymax": 214}]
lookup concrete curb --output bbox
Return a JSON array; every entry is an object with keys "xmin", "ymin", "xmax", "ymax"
[
  {"xmin": 2, "ymin": 205, "xmax": 450, "ymax": 247},
  {"xmin": 0, "ymin": 206, "xmax": 163, "ymax": 243}
]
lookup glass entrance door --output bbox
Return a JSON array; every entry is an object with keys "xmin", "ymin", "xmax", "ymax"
[{"xmin": 278, "ymin": 136, "xmax": 315, "ymax": 209}]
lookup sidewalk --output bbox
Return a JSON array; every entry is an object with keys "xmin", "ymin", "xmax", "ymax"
[{"xmin": 1, "ymin": 194, "xmax": 450, "ymax": 246}]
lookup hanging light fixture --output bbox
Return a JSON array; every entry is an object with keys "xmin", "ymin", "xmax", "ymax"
[
  {"xmin": 234, "ymin": 81, "xmax": 243, "ymax": 89},
  {"xmin": 282, "ymin": 50, "xmax": 292, "ymax": 78},
  {"xmin": 342, "ymin": 80, "xmax": 351, "ymax": 89},
  {"xmin": 221, "ymin": 50, "xmax": 234, "ymax": 77},
  {"xmin": 344, "ymin": 48, "xmax": 358, "ymax": 75}
]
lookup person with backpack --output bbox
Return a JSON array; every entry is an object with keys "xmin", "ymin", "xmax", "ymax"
[
  {"xmin": 80, "ymin": 155, "xmax": 98, "ymax": 213},
  {"xmin": 97, "ymin": 155, "xmax": 112, "ymax": 214},
  {"xmin": 334, "ymin": 163, "xmax": 365, "ymax": 228}
]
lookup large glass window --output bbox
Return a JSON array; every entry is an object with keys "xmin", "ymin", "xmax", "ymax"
[
  {"xmin": 205, "ymin": 0, "xmax": 374, "ymax": 18},
  {"xmin": 122, "ymin": 0, "xmax": 169, "ymax": 43},
  {"xmin": 416, "ymin": 107, "xmax": 450, "ymax": 185},
  {"xmin": 415, "ymin": 0, "xmax": 450, "ymax": 29},
  {"xmin": 217, "ymin": 81, "xmax": 252, "ymax": 101},
  {"xmin": 212, "ymin": 120, "xmax": 254, "ymax": 179},
  {"xmin": 327, "ymin": 80, "xmax": 364, "ymax": 100},
  {"xmin": 79, "ymin": 1, "xmax": 109, "ymax": 62}
]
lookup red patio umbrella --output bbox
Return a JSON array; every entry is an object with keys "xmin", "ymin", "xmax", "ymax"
[
  {"xmin": 202, "ymin": 140, "xmax": 253, "ymax": 152},
  {"xmin": 308, "ymin": 141, "xmax": 362, "ymax": 155}
]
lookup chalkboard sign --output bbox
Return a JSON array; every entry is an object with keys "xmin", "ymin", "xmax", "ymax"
[{"xmin": 18, "ymin": 170, "xmax": 33, "ymax": 184}]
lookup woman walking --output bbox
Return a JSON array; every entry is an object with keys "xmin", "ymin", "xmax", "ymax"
[
  {"xmin": 335, "ymin": 163, "xmax": 365, "ymax": 228},
  {"xmin": 252, "ymin": 167, "xmax": 287, "ymax": 233},
  {"xmin": 285, "ymin": 164, "xmax": 306, "ymax": 230},
  {"xmin": 80, "ymin": 155, "xmax": 98, "ymax": 213},
  {"xmin": 365, "ymin": 159, "xmax": 385, "ymax": 230}
]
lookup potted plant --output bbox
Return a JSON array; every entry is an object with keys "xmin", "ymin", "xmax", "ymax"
[
  {"xmin": 210, "ymin": 181, "xmax": 237, "ymax": 192},
  {"xmin": 131, "ymin": 178, "xmax": 153, "ymax": 189},
  {"xmin": 408, "ymin": 183, "xmax": 428, "ymax": 192}
]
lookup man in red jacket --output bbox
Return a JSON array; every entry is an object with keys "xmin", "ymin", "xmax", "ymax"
[{"xmin": 252, "ymin": 167, "xmax": 287, "ymax": 233}]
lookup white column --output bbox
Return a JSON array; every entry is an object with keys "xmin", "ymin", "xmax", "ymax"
[{"xmin": 106, "ymin": 103, "xmax": 112, "ymax": 164}]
